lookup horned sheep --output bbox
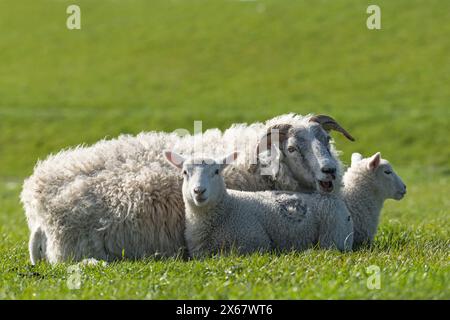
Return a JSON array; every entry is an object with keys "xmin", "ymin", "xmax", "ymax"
[{"xmin": 21, "ymin": 113, "xmax": 354, "ymax": 263}]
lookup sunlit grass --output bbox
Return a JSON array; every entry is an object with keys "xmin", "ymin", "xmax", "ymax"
[{"xmin": 0, "ymin": 0, "xmax": 448, "ymax": 299}]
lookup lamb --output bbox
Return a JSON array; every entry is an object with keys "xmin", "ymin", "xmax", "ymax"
[
  {"xmin": 21, "ymin": 113, "xmax": 354, "ymax": 264},
  {"xmin": 342, "ymin": 152, "xmax": 407, "ymax": 249},
  {"xmin": 163, "ymin": 151, "xmax": 354, "ymax": 258}
]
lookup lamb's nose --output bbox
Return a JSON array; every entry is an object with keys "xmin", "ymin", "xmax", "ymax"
[
  {"xmin": 194, "ymin": 187, "xmax": 206, "ymax": 195},
  {"xmin": 321, "ymin": 167, "xmax": 336, "ymax": 175}
]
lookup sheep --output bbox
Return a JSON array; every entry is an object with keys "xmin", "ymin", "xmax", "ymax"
[
  {"xmin": 21, "ymin": 113, "xmax": 354, "ymax": 263},
  {"xmin": 342, "ymin": 152, "xmax": 407, "ymax": 249},
  {"xmin": 163, "ymin": 151, "xmax": 354, "ymax": 258}
]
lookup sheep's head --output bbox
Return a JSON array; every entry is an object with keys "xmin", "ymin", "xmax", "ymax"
[
  {"xmin": 350, "ymin": 152, "xmax": 407, "ymax": 201},
  {"xmin": 164, "ymin": 150, "xmax": 238, "ymax": 208},
  {"xmin": 256, "ymin": 114, "xmax": 354, "ymax": 194}
]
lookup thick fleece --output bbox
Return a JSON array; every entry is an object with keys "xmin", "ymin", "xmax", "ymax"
[{"xmin": 22, "ymin": 113, "xmax": 350, "ymax": 263}]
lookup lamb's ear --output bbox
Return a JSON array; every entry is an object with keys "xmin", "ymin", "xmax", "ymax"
[
  {"xmin": 219, "ymin": 152, "xmax": 239, "ymax": 169},
  {"xmin": 351, "ymin": 153, "xmax": 363, "ymax": 166},
  {"xmin": 163, "ymin": 150, "xmax": 185, "ymax": 170},
  {"xmin": 367, "ymin": 152, "xmax": 381, "ymax": 171}
]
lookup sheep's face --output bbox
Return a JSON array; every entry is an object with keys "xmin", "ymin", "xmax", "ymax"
[
  {"xmin": 163, "ymin": 151, "xmax": 238, "ymax": 208},
  {"xmin": 181, "ymin": 159, "xmax": 226, "ymax": 207},
  {"xmin": 259, "ymin": 115, "xmax": 353, "ymax": 194},
  {"xmin": 282, "ymin": 123, "xmax": 340, "ymax": 194},
  {"xmin": 351, "ymin": 152, "xmax": 407, "ymax": 200}
]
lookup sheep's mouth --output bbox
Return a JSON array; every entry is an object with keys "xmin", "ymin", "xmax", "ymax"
[
  {"xmin": 395, "ymin": 191, "xmax": 406, "ymax": 200},
  {"xmin": 318, "ymin": 180, "xmax": 334, "ymax": 193},
  {"xmin": 194, "ymin": 196, "xmax": 208, "ymax": 204}
]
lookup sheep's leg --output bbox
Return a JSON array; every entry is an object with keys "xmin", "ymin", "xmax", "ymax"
[
  {"xmin": 318, "ymin": 208, "xmax": 354, "ymax": 252},
  {"xmin": 332, "ymin": 214, "xmax": 354, "ymax": 252},
  {"xmin": 29, "ymin": 227, "xmax": 47, "ymax": 265}
]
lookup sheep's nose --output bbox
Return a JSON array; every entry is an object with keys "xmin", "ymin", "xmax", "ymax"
[
  {"xmin": 321, "ymin": 167, "xmax": 336, "ymax": 175},
  {"xmin": 193, "ymin": 187, "xmax": 206, "ymax": 195}
]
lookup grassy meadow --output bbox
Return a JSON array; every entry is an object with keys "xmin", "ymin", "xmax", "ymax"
[{"xmin": 0, "ymin": 0, "xmax": 448, "ymax": 299}]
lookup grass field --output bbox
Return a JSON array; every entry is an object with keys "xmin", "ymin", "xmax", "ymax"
[{"xmin": 0, "ymin": 0, "xmax": 449, "ymax": 299}]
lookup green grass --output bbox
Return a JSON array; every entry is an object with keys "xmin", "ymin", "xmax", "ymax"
[{"xmin": 0, "ymin": 0, "xmax": 449, "ymax": 299}]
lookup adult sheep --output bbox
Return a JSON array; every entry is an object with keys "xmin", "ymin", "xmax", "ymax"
[{"xmin": 21, "ymin": 113, "xmax": 354, "ymax": 263}]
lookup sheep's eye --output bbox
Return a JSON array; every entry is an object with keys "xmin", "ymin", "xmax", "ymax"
[
  {"xmin": 183, "ymin": 170, "xmax": 188, "ymax": 175},
  {"xmin": 384, "ymin": 170, "xmax": 392, "ymax": 175},
  {"xmin": 287, "ymin": 146, "xmax": 296, "ymax": 153},
  {"xmin": 215, "ymin": 169, "xmax": 219, "ymax": 175}
]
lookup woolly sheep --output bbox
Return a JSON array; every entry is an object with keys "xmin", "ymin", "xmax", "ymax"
[
  {"xmin": 343, "ymin": 152, "xmax": 407, "ymax": 249},
  {"xmin": 164, "ymin": 151, "xmax": 354, "ymax": 258},
  {"xmin": 21, "ymin": 113, "xmax": 354, "ymax": 263}
]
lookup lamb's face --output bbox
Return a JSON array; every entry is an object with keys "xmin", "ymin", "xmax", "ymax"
[
  {"xmin": 181, "ymin": 159, "xmax": 225, "ymax": 207},
  {"xmin": 351, "ymin": 152, "xmax": 407, "ymax": 201},
  {"xmin": 163, "ymin": 151, "xmax": 238, "ymax": 208},
  {"xmin": 373, "ymin": 160, "xmax": 407, "ymax": 201}
]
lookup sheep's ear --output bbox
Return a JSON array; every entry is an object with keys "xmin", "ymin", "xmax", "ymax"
[
  {"xmin": 351, "ymin": 153, "xmax": 363, "ymax": 166},
  {"xmin": 219, "ymin": 152, "xmax": 239, "ymax": 169},
  {"xmin": 163, "ymin": 150, "xmax": 185, "ymax": 170},
  {"xmin": 367, "ymin": 152, "xmax": 381, "ymax": 171},
  {"xmin": 259, "ymin": 144, "xmax": 281, "ymax": 177},
  {"xmin": 256, "ymin": 124, "xmax": 291, "ymax": 156}
]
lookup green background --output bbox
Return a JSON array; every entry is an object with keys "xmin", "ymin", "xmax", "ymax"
[{"xmin": 0, "ymin": 0, "xmax": 448, "ymax": 299}]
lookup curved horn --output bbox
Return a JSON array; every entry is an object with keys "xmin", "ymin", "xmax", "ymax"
[{"xmin": 309, "ymin": 115, "xmax": 355, "ymax": 141}]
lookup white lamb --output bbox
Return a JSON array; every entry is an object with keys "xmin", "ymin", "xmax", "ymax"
[
  {"xmin": 164, "ymin": 151, "xmax": 354, "ymax": 258},
  {"xmin": 21, "ymin": 113, "xmax": 354, "ymax": 263},
  {"xmin": 343, "ymin": 152, "xmax": 407, "ymax": 249}
]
